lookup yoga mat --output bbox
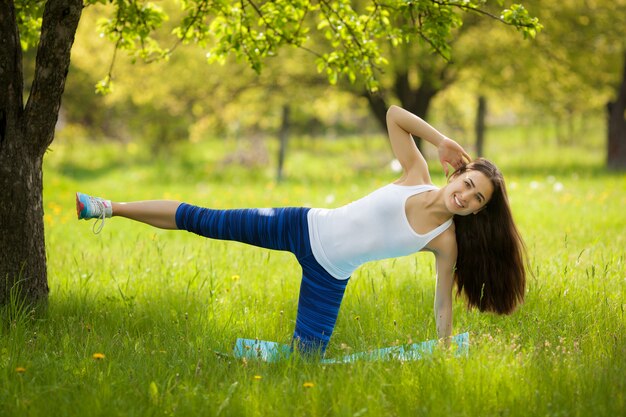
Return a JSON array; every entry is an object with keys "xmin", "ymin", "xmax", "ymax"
[{"xmin": 233, "ymin": 332, "xmax": 469, "ymax": 363}]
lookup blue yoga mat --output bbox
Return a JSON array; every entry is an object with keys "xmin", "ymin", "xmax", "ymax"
[{"xmin": 233, "ymin": 332, "xmax": 469, "ymax": 363}]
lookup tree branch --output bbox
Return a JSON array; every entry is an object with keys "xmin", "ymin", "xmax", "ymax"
[
  {"xmin": 429, "ymin": 0, "xmax": 537, "ymax": 29},
  {"xmin": 168, "ymin": 0, "xmax": 211, "ymax": 54},
  {"xmin": 317, "ymin": 0, "xmax": 364, "ymax": 50},
  {"xmin": 245, "ymin": 0, "xmax": 322, "ymax": 58},
  {"xmin": 24, "ymin": 0, "xmax": 83, "ymax": 153}
]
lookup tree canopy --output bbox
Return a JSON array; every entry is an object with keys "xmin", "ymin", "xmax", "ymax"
[{"xmin": 16, "ymin": 0, "xmax": 541, "ymax": 93}]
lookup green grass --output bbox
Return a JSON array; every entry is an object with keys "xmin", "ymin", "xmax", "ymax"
[{"xmin": 2, "ymin": 127, "xmax": 626, "ymax": 416}]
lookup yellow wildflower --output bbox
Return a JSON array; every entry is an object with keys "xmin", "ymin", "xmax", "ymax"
[
  {"xmin": 231, "ymin": 275, "xmax": 240, "ymax": 281},
  {"xmin": 92, "ymin": 353, "xmax": 105, "ymax": 360},
  {"xmin": 253, "ymin": 375, "xmax": 262, "ymax": 380},
  {"xmin": 303, "ymin": 382, "xmax": 314, "ymax": 388},
  {"xmin": 15, "ymin": 367, "xmax": 26, "ymax": 373}
]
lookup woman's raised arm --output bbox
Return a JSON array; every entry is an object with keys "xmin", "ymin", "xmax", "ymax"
[{"xmin": 386, "ymin": 105, "xmax": 471, "ymax": 178}]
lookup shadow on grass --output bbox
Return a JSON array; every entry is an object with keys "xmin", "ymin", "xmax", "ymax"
[{"xmin": 57, "ymin": 160, "xmax": 130, "ymax": 181}]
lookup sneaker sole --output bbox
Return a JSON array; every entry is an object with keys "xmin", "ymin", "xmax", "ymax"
[{"xmin": 76, "ymin": 192, "xmax": 86, "ymax": 219}]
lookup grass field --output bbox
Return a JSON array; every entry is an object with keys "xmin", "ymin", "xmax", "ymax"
[{"xmin": 2, "ymin": 125, "xmax": 625, "ymax": 416}]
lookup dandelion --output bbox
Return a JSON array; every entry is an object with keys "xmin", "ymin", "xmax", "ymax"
[
  {"xmin": 92, "ymin": 353, "xmax": 106, "ymax": 360},
  {"xmin": 303, "ymin": 382, "xmax": 315, "ymax": 388},
  {"xmin": 15, "ymin": 367, "xmax": 26, "ymax": 373},
  {"xmin": 48, "ymin": 202, "xmax": 62, "ymax": 215},
  {"xmin": 390, "ymin": 159, "xmax": 402, "ymax": 173},
  {"xmin": 231, "ymin": 275, "xmax": 240, "ymax": 281},
  {"xmin": 253, "ymin": 375, "xmax": 262, "ymax": 380},
  {"xmin": 553, "ymin": 182, "xmax": 564, "ymax": 192}
]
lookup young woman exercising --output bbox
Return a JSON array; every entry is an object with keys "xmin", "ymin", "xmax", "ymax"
[{"xmin": 76, "ymin": 105, "xmax": 526, "ymax": 355}]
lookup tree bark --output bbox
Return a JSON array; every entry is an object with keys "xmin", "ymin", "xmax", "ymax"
[
  {"xmin": 364, "ymin": 64, "xmax": 451, "ymax": 151},
  {"xmin": 607, "ymin": 51, "xmax": 626, "ymax": 170},
  {"xmin": 0, "ymin": 0, "xmax": 83, "ymax": 305},
  {"xmin": 475, "ymin": 95, "xmax": 487, "ymax": 157}
]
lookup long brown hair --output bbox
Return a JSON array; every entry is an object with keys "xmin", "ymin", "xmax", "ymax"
[{"xmin": 451, "ymin": 158, "xmax": 526, "ymax": 314}]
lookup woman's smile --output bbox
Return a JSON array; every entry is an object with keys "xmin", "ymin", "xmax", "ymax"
[{"xmin": 453, "ymin": 193, "xmax": 465, "ymax": 209}]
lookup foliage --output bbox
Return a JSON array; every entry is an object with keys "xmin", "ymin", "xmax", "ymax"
[
  {"xmin": 2, "ymin": 125, "xmax": 625, "ymax": 416},
  {"xmin": 13, "ymin": 0, "xmax": 44, "ymax": 50},
  {"xmin": 472, "ymin": 0, "xmax": 626, "ymax": 122},
  {"xmin": 16, "ymin": 0, "xmax": 541, "ymax": 93},
  {"xmin": 60, "ymin": 5, "xmax": 378, "ymax": 150}
]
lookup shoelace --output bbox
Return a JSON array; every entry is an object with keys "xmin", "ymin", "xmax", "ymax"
[{"xmin": 91, "ymin": 199, "xmax": 107, "ymax": 234}]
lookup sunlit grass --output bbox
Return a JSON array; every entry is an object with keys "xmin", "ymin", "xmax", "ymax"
[{"xmin": 2, "ymin": 126, "xmax": 625, "ymax": 416}]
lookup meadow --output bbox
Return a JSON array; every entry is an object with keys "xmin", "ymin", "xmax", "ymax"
[{"xmin": 1, "ymin": 123, "xmax": 625, "ymax": 417}]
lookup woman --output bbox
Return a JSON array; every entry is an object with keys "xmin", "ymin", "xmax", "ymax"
[{"xmin": 76, "ymin": 105, "xmax": 526, "ymax": 355}]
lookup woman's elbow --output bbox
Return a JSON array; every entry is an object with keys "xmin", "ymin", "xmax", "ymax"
[
  {"xmin": 387, "ymin": 104, "xmax": 402, "ymax": 122},
  {"xmin": 386, "ymin": 105, "xmax": 401, "ymax": 121}
]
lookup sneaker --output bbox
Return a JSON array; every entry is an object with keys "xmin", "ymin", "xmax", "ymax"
[{"xmin": 76, "ymin": 192, "xmax": 112, "ymax": 234}]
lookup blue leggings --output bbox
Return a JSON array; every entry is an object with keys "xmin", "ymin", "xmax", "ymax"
[{"xmin": 175, "ymin": 204, "xmax": 349, "ymax": 355}]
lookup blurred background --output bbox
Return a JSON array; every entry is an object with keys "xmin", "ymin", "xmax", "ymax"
[{"xmin": 30, "ymin": 0, "xmax": 626, "ymax": 178}]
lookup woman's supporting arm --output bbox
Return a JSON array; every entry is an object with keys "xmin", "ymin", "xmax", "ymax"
[{"xmin": 433, "ymin": 236, "xmax": 457, "ymax": 343}]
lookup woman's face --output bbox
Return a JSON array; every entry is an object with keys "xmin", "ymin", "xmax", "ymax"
[{"xmin": 446, "ymin": 169, "xmax": 495, "ymax": 216}]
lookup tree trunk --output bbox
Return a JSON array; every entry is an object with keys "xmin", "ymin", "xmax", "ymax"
[
  {"xmin": 0, "ymin": 137, "xmax": 48, "ymax": 304},
  {"xmin": 364, "ymin": 91, "xmax": 388, "ymax": 134},
  {"xmin": 475, "ymin": 95, "xmax": 487, "ymax": 157},
  {"xmin": 276, "ymin": 104, "xmax": 290, "ymax": 183},
  {"xmin": 607, "ymin": 51, "xmax": 626, "ymax": 170},
  {"xmin": 365, "ymin": 74, "xmax": 439, "ymax": 151},
  {"xmin": 0, "ymin": 0, "xmax": 83, "ymax": 306}
]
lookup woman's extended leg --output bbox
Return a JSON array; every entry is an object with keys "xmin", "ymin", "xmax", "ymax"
[
  {"xmin": 174, "ymin": 204, "xmax": 311, "ymax": 254},
  {"xmin": 77, "ymin": 192, "xmax": 181, "ymax": 231},
  {"xmin": 112, "ymin": 201, "xmax": 181, "ymax": 230}
]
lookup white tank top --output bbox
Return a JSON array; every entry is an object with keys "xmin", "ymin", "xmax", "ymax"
[{"xmin": 307, "ymin": 183, "xmax": 453, "ymax": 280}]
